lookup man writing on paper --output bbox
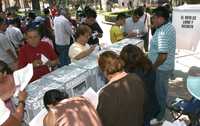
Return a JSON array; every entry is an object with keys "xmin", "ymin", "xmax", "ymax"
[
  {"xmin": 18, "ymin": 28, "xmax": 59, "ymax": 82},
  {"xmin": 124, "ymin": 8, "xmax": 147, "ymax": 39}
]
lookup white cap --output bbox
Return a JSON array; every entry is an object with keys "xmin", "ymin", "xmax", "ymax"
[{"xmin": 0, "ymin": 99, "xmax": 11, "ymax": 125}]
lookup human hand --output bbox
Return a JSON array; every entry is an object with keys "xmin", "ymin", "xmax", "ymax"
[
  {"xmin": 45, "ymin": 61, "xmax": 52, "ymax": 67},
  {"xmin": 18, "ymin": 90, "xmax": 27, "ymax": 102},
  {"xmin": 90, "ymin": 45, "xmax": 96, "ymax": 51},
  {"xmin": 126, "ymin": 32, "xmax": 137, "ymax": 38},
  {"xmin": 92, "ymin": 31, "xmax": 98, "ymax": 39},
  {"xmin": 32, "ymin": 59, "xmax": 42, "ymax": 67}
]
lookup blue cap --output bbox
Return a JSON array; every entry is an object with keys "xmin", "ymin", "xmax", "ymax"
[{"xmin": 187, "ymin": 76, "xmax": 200, "ymax": 100}]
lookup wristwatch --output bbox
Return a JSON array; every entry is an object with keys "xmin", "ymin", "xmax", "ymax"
[{"xmin": 18, "ymin": 100, "xmax": 25, "ymax": 107}]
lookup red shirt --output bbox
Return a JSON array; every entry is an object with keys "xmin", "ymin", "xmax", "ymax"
[{"xmin": 18, "ymin": 42, "xmax": 57, "ymax": 82}]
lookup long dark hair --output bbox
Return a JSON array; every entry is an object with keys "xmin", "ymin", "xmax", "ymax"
[
  {"xmin": 38, "ymin": 22, "xmax": 55, "ymax": 42},
  {"xmin": 120, "ymin": 44, "xmax": 152, "ymax": 73}
]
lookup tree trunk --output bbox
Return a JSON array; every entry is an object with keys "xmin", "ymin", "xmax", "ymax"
[
  {"xmin": 15, "ymin": 0, "xmax": 21, "ymax": 8},
  {"xmin": 94, "ymin": 0, "xmax": 97, "ymax": 9},
  {"xmin": 99, "ymin": 0, "xmax": 102, "ymax": 10},
  {"xmin": 32, "ymin": 0, "xmax": 40, "ymax": 10},
  {"xmin": 0, "ymin": 0, "xmax": 2, "ymax": 12},
  {"xmin": 24, "ymin": 0, "xmax": 30, "ymax": 8},
  {"xmin": 186, "ymin": 0, "xmax": 200, "ymax": 4},
  {"xmin": 56, "ymin": 0, "xmax": 67, "ymax": 8},
  {"xmin": 4, "ymin": 0, "xmax": 10, "ymax": 9}
]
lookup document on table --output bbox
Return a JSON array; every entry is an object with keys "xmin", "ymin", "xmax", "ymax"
[
  {"xmin": 29, "ymin": 108, "xmax": 48, "ymax": 126},
  {"xmin": 13, "ymin": 63, "xmax": 33, "ymax": 96}
]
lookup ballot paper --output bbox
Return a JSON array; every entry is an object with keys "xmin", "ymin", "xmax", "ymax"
[
  {"xmin": 92, "ymin": 31, "xmax": 98, "ymax": 39},
  {"xmin": 29, "ymin": 108, "xmax": 48, "ymax": 126},
  {"xmin": 13, "ymin": 63, "xmax": 33, "ymax": 96},
  {"xmin": 41, "ymin": 54, "xmax": 49, "ymax": 65},
  {"xmin": 82, "ymin": 87, "xmax": 98, "ymax": 108}
]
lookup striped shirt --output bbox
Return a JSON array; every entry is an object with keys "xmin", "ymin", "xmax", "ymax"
[{"xmin": 148, "ymin": 22, "xmax": 176, "ymax": 71}]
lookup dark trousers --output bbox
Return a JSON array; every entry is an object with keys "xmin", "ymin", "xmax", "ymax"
[{"xmin": 55, "ymin": 44, "xmax": 71, "ymax": 67}]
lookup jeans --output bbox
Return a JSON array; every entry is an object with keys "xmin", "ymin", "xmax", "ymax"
[
  {"xmin": 155, "ymin": 69, "xmax": 173, "ymax": 120},
  {"xmin": 56, "ymin": 44, "xmax": 70, "ymax": 67}
]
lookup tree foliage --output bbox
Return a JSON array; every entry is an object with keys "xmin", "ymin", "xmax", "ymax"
[
  {"xmin": 186, "ymin": 0, "xmax": 200, "ymax": 4},
  {"xmin": 32, "ymin": 0, "xmax": 40, "ymax": 10}
]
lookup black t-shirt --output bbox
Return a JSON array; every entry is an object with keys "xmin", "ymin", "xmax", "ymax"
[{"xmin": 83, "ymin": 22, "xmax": 103, "ymax": 45}]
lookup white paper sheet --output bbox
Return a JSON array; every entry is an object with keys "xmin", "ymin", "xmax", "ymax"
[
  {"xmin": 162, "ymin": 120, "xmax": 186, "ymax": 126},
  {"xmin": 162, "ymin": 121, "xmax": 174, "ymax": 126},
  {"xmin": 82, "ymin": 87, "xmax": 99, "ymax": 109},
  {"xmin": 0, "ymin": 99, "xmax": 11, "ymax": 125},
  {"xmin": 41, "ymin": 54, "xmax": 49, "ymax": 65},
  {"xmin": 13, "ymin": 63, "xmax": 33, "ymax": 96},
  {"xmin": 29, "ymin": 108, "xmax": 48, "ymax": 126}
]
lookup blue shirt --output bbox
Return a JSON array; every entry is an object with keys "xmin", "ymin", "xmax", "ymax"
[{"xmin": 148, "ymin": 22, "xmax": 176, "ymax": 71}]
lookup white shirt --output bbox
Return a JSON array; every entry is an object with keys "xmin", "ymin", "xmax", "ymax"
[
  {"xmin": 0, "ymin": 99, "xmax": 10, "ymax": 125},
  {"xmin": 69, "ymin": 42, "xmax": 90, "ymax": 61},
  {"xmin": 139, "ymin": 12, "xmax": 151, "ymax": 33},
  {"xmin": 0, "ymin": 32, "xmax": 17, "ymax": 65},
  {"xmin": 6, "ymin": 25, "xmax": 23, "ymax": 48},
  {"xmin": 54, "ymin": 15, "xmax": 73, "ymax": 46},
  {"xmin": 124, "ymin": 17, "xmax": 146, "ymax": 34}
]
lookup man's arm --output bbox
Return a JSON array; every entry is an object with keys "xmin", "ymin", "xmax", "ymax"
[
  {"xmin": 3, "ymin": 91, "xmax": 27, "ymax": 126},
  {"xmin": 64, "ymin": 20, "xmax": 73, "ymax": 36},
  {"xmin": 46, "ymin": 58, "xmax": 59, "ymax": 68},
  {"xmin": 2, "ymin": 116, "xmax": 21, "ymax": 126},
  {"xmin": 44, "ymin": 43, "xmax": 59, "ymax": 67},
  {"xmin": 126, "ymin": 31, "xmax": 137, "ymax": 38},
  {"xmin": 97, "ymin": 33, "xmax": 103, "ymax": 38},
  {"xmin": 153, "ymin": 53, "xmax": 168, "ymax": 69},
  {"xmin": 12, "ymin": 91, "xmax": 27, "ymax": 121},
  {"xmin": 1, "ymin": 36, "xmax": 17, "ymax": 62},
  {"xmin": 6, "ymin": 49, "xmax": 17, "ymax": 61},
  {"xmin": 95, "ymin": 22, "xmax": 103, "ymax": 38}
]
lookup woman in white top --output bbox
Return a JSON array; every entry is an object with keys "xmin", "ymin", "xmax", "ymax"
[{"xmin": 69, "ymin": 25, "xmax": 95, "ymax": 61}]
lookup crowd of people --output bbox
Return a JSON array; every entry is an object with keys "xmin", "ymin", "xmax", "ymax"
[{"xmin": 0, "ymin": 4, "xmax": 176, "ymax": 126}]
